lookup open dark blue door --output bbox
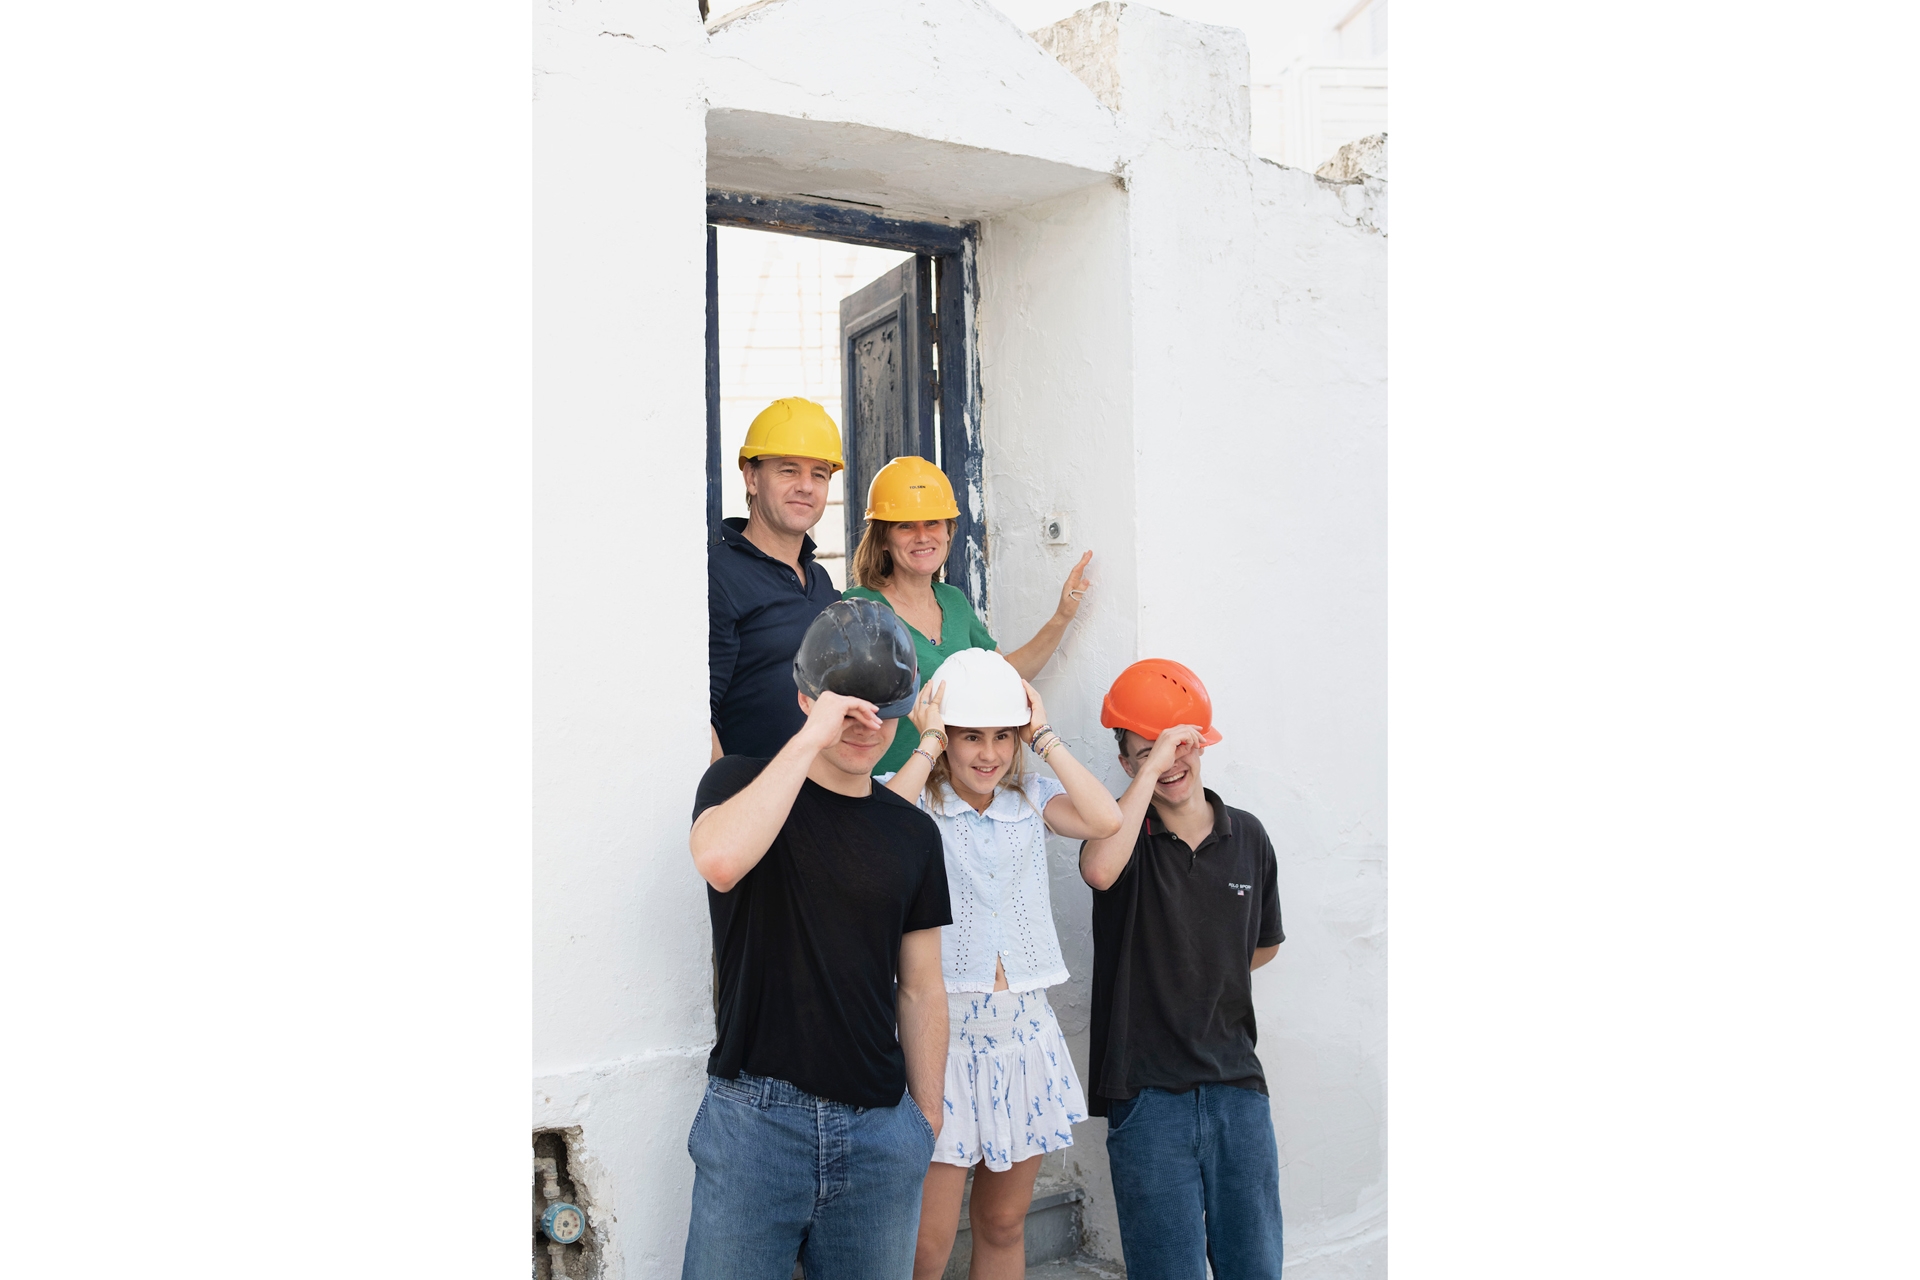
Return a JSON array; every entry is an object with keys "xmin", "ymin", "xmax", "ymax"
[{"xmin": 839, "ymin": 256, "xmax": 936, "ymax": 570}]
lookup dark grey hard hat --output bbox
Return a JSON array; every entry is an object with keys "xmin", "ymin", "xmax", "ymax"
[{"xmin": 792, "ymin": 598, "xmax": 920, "ymax": 719}]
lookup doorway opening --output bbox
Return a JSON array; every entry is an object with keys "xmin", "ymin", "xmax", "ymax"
[
  {"xmin": 710, "ymin": 227, "xmax": 910, "ymax": 590},
  {"xmin": 705, "ymin": 192, "xmax": 985, "ymax": 609}
]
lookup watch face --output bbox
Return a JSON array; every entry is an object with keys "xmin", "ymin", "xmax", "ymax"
[{"xmin": 541, "ymin": 1203, "xmax": 584, "ymax": 1244}]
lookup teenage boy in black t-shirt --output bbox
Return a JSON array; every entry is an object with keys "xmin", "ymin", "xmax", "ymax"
[
  {"xmin": 1082, "ymin": 659, "xmax": 1286, "ymax": 1280},
  {"xmin": 682, "ymin": 599, "xmax": 952, "ymax": 1280}
]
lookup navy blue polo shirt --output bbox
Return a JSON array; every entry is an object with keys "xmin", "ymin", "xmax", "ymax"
[{"xmin": 709, "ymin": 517, "xmax": 840, "ymax": 758}]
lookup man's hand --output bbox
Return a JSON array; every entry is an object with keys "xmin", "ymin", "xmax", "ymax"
[{"xmin": 793, "ymin": 689, "xmax": 881, "ymax": 755}]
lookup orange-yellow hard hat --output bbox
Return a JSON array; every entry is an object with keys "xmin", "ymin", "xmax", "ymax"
[
  {"xmin": 865, "ymin": 455, "xmax": 960, "ymax": 522},
  {"xmin": 740, "ymin": 397, "xmax": 845, "ymax": 471},
  {"xmin": 1100, "ymin": 658, "xmax": 1225, "ymax": 745}
]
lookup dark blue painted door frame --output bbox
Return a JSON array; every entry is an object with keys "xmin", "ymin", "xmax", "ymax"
[
  {"xmin": 705, "ymin": 190, "xmax": 986, "ymax": 612},
  {"xmin": 705, "ymin": 225, "xmax": 722, "ymax": 534}
]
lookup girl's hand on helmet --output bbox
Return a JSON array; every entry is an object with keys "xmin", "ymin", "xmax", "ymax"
[
  {"xmin": 1055, "ymin": 551, "xmax": 1094, "ymax": 620},
  {"xmin": 1019, "ymin": 679, "xmax": 1049, "ymax": 745},
  {"xmin": 909, "ymin": 680, "xmax": 947, "ymax": 749}
]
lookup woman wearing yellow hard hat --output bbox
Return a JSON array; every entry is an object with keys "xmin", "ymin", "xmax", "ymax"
[
  {"xmin": 709, "ymin": 397, "xmax": 846, "ymax": 762},
  {"xmin": 843, "ymin": 455, "xmax": 1094, "ymax": 777}
]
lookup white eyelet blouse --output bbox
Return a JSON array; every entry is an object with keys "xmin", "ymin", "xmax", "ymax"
[{"xmin": 890, "ymin": 773, "xmax": 1071, "ymax": 994}]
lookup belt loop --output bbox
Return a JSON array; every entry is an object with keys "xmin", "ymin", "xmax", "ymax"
[{"xmin": 758, "ymin": 1075, "xmax": 771, "ymax": 1109}]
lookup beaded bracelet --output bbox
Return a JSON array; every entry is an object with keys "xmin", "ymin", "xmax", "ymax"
[
  {"xmin": 911, "ymin": 746, "xmax": 938, "ymax": 768},
  {"xmin": 921, "ymin": 728, "xmax": 948, "ymax": 750}
]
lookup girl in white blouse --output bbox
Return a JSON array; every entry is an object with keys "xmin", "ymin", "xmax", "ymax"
[{"xmin": 884, "ymin": 648, "xmax": 1122, "ymax": 1280}]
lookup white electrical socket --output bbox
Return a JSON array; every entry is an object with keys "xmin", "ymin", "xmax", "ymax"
[{"xmin": 1043, "ymin": 513, "xmax": 1070, "ymax": 545}]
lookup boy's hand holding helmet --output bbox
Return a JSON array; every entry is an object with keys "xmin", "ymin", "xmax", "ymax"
[
  {"xmin": 795, "ymin": 690, "xmax": 884, "ymax": 752},
  {"xmin": 1142, "ymin": 724, "xmax": 1208, "ymax": 777}
]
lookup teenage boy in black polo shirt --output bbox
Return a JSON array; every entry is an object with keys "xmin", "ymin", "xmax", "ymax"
[
  {"xmin": 1082, "ymin": 659, "xmax": 1286, "ymax": 1280},
  {"xmin": 683, "ymin": 599, "xmax": 952, "ymax": 1280}
]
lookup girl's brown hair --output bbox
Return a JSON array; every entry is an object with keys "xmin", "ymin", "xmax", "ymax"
[{"xmin": 851, "ymin": 518, "xmax": 957, "ymax": 588}]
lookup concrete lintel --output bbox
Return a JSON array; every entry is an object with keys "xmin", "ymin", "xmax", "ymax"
[{"xmin": 708, "ymin": 109, "xmax": 1121, "ymax": 223}]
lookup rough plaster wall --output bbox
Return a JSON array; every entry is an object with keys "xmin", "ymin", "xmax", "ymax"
[
  {"xmin": 533, "ymin": 1, "xmax": 713, "ymax": 1274},
  {"xmin": 1035, "ymin": 7, "xmax": 1387, "ymax": 1274},
  {"xmin": 704, "ymin": 0, "xmax": 1125, "ymax": 181},
  {"xmin": 1128, "ymin": 10, "xmax": 1384, "ymax": 1276},
  {"xmin": 1237, "ymin": 157, "xmax": 1387, "ymax": 1277},
  {"xmin": 976, "ymin": 176, "xmax": 1138, "ymax": 1260}
]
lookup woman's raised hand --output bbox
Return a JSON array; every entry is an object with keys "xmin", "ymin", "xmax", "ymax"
[
  {"xmin": 1056, "ymin": 551, "xmax": 1094, "ymax": 621},
  {"xmin": 910, "ymin": 679, "xmax": 948, "ymax": 749},
  {"xmin": 1019, "ymin": 679, "xmax": 1049, "ymax": 745}
]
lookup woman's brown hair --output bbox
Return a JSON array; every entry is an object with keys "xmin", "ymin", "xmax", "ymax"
[{"xmin": 851, "ymin": 518, "xmax": 956, "ymax": 588}]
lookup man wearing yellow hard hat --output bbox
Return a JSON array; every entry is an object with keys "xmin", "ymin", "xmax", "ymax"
[
  {"xmin": 843, "ymin": 455, "xmax": 1094, "ymax": 777},
  {"xmin": 709, "ymin": 397, "xmax": 845, "ymax": 761}
]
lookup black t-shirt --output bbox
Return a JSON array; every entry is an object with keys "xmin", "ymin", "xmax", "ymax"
[
  {"xmin": 1085, "ymin": 789, "xmax": 1284, "ymax": 1116},
  {"xmin": 694, "ymin": 755, "xmax": 952, "ymax": 1108}
]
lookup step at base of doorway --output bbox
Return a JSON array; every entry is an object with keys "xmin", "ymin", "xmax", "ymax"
[
  {"xmin": 788, "ymin": 1174, "xmax": 1114, "ymax": 1278},
  {"xmin": 943, "ymin": 1175, "xmax": 1088, "ymax": 1280}
]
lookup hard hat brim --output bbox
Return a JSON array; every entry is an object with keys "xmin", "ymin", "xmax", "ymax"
[
  {"xmin": 1098, "ymin": 705, "xmax": 1223, "ymax": 747},
  {"xmin": 873, "ymin": 678, "xmax": 921, "ymax": 721},
  {"xmin": 739, "ymin": 444, "xmax": 845, "ymax": 473}
]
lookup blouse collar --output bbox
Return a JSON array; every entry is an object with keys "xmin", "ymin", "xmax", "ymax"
[{"xmin": 927, "ymin": 781, "xmax": 1040, "ymax": 823}]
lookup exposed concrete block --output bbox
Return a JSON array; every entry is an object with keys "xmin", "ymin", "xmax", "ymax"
[
  {"xmin": 1032, "ymin": 3, "xmax": 1251, "ymax": 157},
  {"xmin": 1315, "ymin": 131, "xmax": 1388, "ymax": 183}
]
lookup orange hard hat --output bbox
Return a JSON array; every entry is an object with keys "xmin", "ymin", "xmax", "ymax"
[{"xmin": 1100, "ymin": 659, "xmax": 1224, "ymax": 745}]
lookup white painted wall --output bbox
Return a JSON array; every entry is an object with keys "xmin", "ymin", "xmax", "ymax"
[
  {"xmin": 1027, "ymin": 8, "xmax": 1387, "ymax": 1271},
  {"xmin": 532, "ymin": 2, "xmax": 715, "ymax": 1274},
  {"xmin": 534, "ymin": 1, "xmax": 1383, "ymax": 1274}
]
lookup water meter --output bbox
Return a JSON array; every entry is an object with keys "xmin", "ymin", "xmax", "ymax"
[{"xmin": 540, "ymin": 1202, "xmax": 585, "ymax": 1245}]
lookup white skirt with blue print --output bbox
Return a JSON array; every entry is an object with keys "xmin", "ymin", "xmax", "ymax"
[{"xmin": 933, "ymin": 987, "xmax": 1088, "ymax": 1171}]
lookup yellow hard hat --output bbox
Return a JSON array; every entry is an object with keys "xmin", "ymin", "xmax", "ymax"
[
  {"xmin": 739, "ymin": 397, "xmax": 845, "ymax": 472},
  {"xmin": 865, "ymin": 455, "xmax": 960, "ymax": 521}
]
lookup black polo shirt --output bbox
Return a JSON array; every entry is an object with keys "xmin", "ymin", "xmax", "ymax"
[
  {"xmin": 1085, "ymin": 788, "xmax": 1284, "ymax": 1115},
  {"xmin": 709, "ymin": 517, "xmax": 840, "ymax": 759}
]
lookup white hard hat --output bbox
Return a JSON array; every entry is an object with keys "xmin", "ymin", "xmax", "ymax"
[{"xmin": 925, "ymin": 648, "xmax": 1029, "ymax": 729}]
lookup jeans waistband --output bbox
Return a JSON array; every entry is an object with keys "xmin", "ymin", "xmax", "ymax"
[{"xmin": 713, "ymin": 1071, "xmax": 856, "ymax": 1111}]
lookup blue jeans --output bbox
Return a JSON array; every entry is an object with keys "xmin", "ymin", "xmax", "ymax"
[
  {"xmin": 681, "ymin": 1072, "xmax": 937, "ymax": 1280},
  {"xmin": 1104, "ymin": 1084, "xmax": 1284, "ymax": 1280}
]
